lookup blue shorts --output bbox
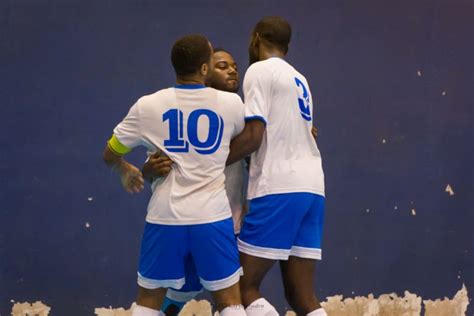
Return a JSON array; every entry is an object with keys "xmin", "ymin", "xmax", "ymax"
[
  {"xmin": 137, "ymin": 218, "xmax": 242, "ymax": 291},
  {"xmin": 238, "ymin": 193, "xmax": 325, "ymax": 260},
  {"xmin": 164, "ymin": 256, "xmax": 203, "ymax": 303},
  {"xmin": 164, "ymin": 232, "xmax": 241, "ymax": 301}
]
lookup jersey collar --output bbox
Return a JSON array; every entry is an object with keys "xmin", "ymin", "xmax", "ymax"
[{"xmin": 174, "ymin": 84, "xmax": 206, "ymax": 89}]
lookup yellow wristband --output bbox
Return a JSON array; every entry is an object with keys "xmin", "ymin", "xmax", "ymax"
[{"xmin": 108, "ymin": 135, "xmax": 131, "ymax": 155}]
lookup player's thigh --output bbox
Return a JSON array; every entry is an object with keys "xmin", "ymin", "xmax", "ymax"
[
  {"xmin": 280, "ymin": 256, "xmax": 317, "ymax": 295},
  {"xmin": 239, "ymin": 252, "xmax": 275, "ymax": 288},
  {"xmin": 137, "ymin": 223, "xmax": 188, "ymax": 289},
  {"xmin": 189, "ymin": 218, "xmax": 242, "ymax": 292}
]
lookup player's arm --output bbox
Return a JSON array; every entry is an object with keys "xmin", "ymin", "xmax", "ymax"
[
  {"xmin": 226, "ymin": 119, "xmax": 265, "ymax": 165},
  {"xmin": 142, "ymin": 151, "xmax": 174, "ymax": 183},
  {"xmin": 103, "ymin": 135, "xmax": 144, "ymax": 194},
  {"xmin": 312, "ymin": 126, "xmax": 318, "ymax": 139},
  {"xmin": 227, "ymin": 64, "xmax": 268, "ymax": 165}
]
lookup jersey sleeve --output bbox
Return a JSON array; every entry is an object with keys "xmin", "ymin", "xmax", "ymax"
[
  {"xmin": 232, "ymin": 94, "xmax": 245, "ymax": 138},
  {"xmin": 112, "ymin": 101, "xmax": 143, "ymax": 150},
  {"xmin": 243, "ymin": 64, "xmax": 270, "ymax": 125}
]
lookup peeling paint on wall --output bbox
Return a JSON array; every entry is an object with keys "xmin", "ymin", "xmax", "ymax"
[
  {"xmin": 10, "ymin": 301, "xmax": 51, "ymax": 316},
  {"xmin": 424, "ymin": 285, "xmax": 469, "ymax": 316},
  {"xmin": 10, "ymin": 287, "xmax": 469, "ymax": 316}
]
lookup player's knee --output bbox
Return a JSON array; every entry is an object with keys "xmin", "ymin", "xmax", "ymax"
[{"xmin": 137, "ymin": 287, "xmax": 161, "ymax": 301}]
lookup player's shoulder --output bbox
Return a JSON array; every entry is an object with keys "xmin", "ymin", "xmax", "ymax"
[
  {"xmin": 294, "ymin": 69, "xmax": 311, "ymax": 89},
  {"xmin": 246, "ymin": 59, "xmax": 274, "ymax": 74},
  {"xmin": 136, "ymin": 88, "xmax": 175, "ymax": 106},
  {"xmin": 215, "ymin": 89, "xmax": 244, "ymax": 105},
  {"xmin": 245, "ymin": 58, "xmax": 285, "ymax": 83}
]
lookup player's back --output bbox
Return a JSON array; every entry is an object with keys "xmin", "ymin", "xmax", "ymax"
[
  {"xmin": 243, "ymin": 57, "xmax": 324, "ymax": 199},
  {"xmin": 117, "ymin": 85, "xmax": 244, "ymax": 225}
]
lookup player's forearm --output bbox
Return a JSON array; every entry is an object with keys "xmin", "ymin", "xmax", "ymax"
[
  {"xmin": 103, "ymin": 146, "xmax": 128, "ymax": 173},
  {"xmin": 227, "ymin": 120, "xmax": 265, "ymax": 165},
  {"xmin": 141, "ymin": 162, "xmax": 155, "ymax": 183},
  {"xmin": 227, "ymin": 128, "xmax": 262, "ymax": 165}
]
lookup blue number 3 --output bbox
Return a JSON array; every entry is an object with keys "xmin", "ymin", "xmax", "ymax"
[
  {"xmin": 163, "ymin": 109, "xmax": 224, "ymax": 154},
  {"xmin": 295, "ymin": 77, "xmax": 311, "ymax": 121}
]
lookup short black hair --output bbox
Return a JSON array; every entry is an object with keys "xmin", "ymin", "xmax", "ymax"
[
  {"xmin": 171, "ymin": 34, "xmax": 212, "ymax": 76},
  {"xmin": 253, "ymin": 16, "xmax": 292, "ymax": 53}
]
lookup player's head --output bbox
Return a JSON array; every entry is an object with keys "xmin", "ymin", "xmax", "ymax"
[
  {"xmin": 248, "ymin": 16, "xmax": 292, "ymax": 65},
  {"xmin": 207, "ymin": 48, "xmax": 239, "ymax": 93},
  {"xmin": 171, "ymin": 34, "xmax": 213, "ymax": 81}
]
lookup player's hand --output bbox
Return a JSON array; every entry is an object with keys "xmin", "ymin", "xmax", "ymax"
[
  {"xmin": 142, "ymin": 151, "xmax": 174, "ymax": 181},
  {"xmin": 119, "ymin": 162, "xmax": 144, "ymax": 194},
  {"xmin": 311, "ymin": 126, "xmax": 318, "ymax": 139}
]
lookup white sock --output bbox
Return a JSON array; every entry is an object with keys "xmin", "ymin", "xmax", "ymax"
[
  {"xmin": 220, "ymin": 305, "xmax": 246, "ymax": 316},
  {"xmin": 245, "ymin": 298, "xmax": 279, "ymax": 316},
  {"xmin": 132, "ymin": 304, "xmax": 162, "ymax": 316},
  {"xmin": 307, "ymin": 308, "xmax": 327, "ymax": 316}
]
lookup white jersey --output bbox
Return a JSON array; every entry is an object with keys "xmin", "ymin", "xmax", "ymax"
[
  {"xmin": 114, "ymin": 85, "xmax": 245, "ymax": 225},
  {"xmin": 145, "ymin": 137, "xmax": 248, "ymax": 233},
  {"xmin": 243, "ymin": 57, "xmax": 325, "ymax": 199}
]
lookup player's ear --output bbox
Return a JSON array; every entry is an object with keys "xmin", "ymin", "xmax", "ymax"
[
  {"xmin": 253, "ymin": 32, "xmax": 261, "ymax": 46},
  {"xmin": 200, "ymin": 63, "xmax": 208, "ymax": 76}
]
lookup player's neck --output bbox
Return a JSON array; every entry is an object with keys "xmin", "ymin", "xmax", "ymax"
[
  {"xmin": 259, "ymin": 48, "xmax": 285, "ymax": 61},
  {"xmin": 176, "ymin": 75, "xmax": 206, "ymax": 86}
]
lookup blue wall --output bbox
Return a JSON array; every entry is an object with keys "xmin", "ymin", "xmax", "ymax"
[{"xmin": 1, "ymin": 0, "xmax": 472, "ymax": 315}]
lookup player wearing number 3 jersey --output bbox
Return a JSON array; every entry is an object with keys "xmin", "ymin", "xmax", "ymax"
[
  {"xmin": 226, "ymin": 17, "xmax": 327, "ymax": 316},
  {"xmin": 102, "ymin": 34, "xmax": 246, "ymax": 316}
]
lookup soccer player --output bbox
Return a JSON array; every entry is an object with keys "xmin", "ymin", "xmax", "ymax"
[
  {"xmin": 141, "ymin": 48, "xmax": 247, "ymax": 315},
  {"xmin": 226, "ymin": 17, "xmax": 327, "ymax": 316},
  {"xmin": 102, "ymin": 35, "xmax": 246, "ymax": 316}
]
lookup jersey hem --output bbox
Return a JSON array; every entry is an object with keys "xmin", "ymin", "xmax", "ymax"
[
  {"xmin": 145, "ymin": 212, "xmax": 231, "ymax": 226},
  {"xmin": 247, "ymin": 187, "xmax": 325, "ymax": 200}
]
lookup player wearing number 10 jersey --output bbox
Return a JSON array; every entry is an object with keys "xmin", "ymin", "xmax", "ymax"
[{"xmin": 103, "ymin": 34, "xmax": 246, "ymax": 316}]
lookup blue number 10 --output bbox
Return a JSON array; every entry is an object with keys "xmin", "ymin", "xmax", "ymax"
[{"xmin": 163, "ymin": 109, "xmax": 224, "ymax": 155}]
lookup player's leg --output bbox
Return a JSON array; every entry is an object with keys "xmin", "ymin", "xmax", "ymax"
[
  {"xmin": 210, "ymin": 282, "xmax": 245, "ymax": 316},
  {"xmin": 281, "ymin": 193, "xmax": 326, "ymax": 316},
  {"xmin": 239, "ymin": 253, "xmax": 278, "ymax": 316},
  {"xmin": 280, "ymin": 258, "xmax": 324, "ymax": 315},
  {"xmin": 239, "ymin": 252, "xmax": 274, "ymax": 304},
  {"xmin": 161, "ymin": 255, "xmax": 203, "ymax": 316},
  {"xmin": 189, "ymin": 218, "xmax": 245, "ymax": 315},
  {"xmin": 133, "ymin": 223, "xmax": 188, "ymax": 315},
  {"xmin": 134, "ymin": 287, "xmax": 167, "ymax": 315},
  {"xmin": 237, "ymin": 193, "xmax": 310, "ymax": 315}
]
